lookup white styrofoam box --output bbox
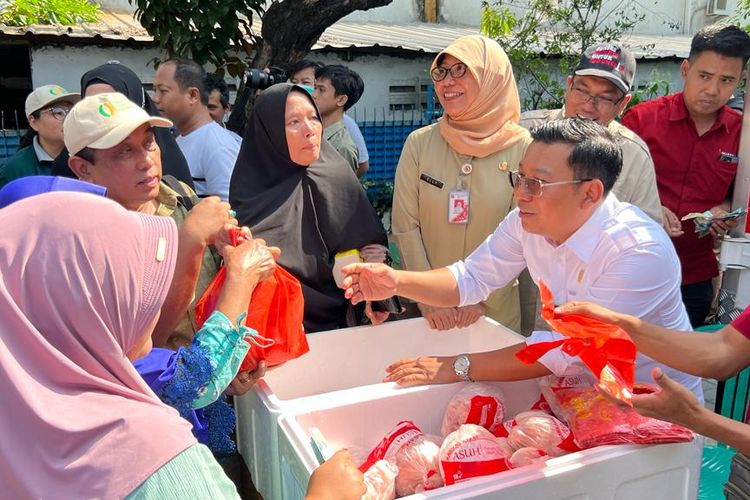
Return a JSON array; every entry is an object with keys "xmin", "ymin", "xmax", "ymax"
[
  {"xmin": 277, "ymin": 381, "xmax": 702, "ymax": 500},
  {"xmin": 235, "ymin": 316, "xmax": 525, "ymax": 500}
]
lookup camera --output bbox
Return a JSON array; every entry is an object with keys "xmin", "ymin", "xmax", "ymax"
[{"xmin": 245, "ymin": 67, "xmax": 287, "ymax": 90}]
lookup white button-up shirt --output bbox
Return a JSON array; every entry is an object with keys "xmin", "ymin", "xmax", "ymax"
[{"xmin": 448, "ymin": 194, "xmax": 703, "ymax": 400}]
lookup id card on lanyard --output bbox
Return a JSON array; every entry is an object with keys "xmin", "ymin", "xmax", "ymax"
[{"xmin": 448, "ymin": 161, "xmax": 473, "ymax": 224}]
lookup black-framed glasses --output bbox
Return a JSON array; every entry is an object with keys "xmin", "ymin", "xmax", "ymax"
[
  {"xmin": 568, "ymin": 83, "xmax": 625, "ymax": 111},
  {"xmin": 40, "ymin": 106, "xmax": 70, "ymax": 121},
  {"xmin": 431, "ymin": 62, "xmax": 468, "ymax": 82},
  {"xmin": 508, "ymin": 171, "xmax": 592, "ymax": 197}
]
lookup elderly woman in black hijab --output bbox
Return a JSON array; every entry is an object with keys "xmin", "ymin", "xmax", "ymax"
[
  {"xmin": 52, "ymin": 61, "xmax": 194, "ymax": 188},
  {"xmin": 230, "ymin": 84, "xmax": 389, "ymax": 333}
]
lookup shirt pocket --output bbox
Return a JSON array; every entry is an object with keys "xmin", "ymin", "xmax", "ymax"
[{"xmin": 691, "ymin": 158, "xmax": 737, "ymax": 208}]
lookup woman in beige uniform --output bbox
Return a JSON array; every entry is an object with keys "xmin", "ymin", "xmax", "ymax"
[{"xmin": 392, "ymin": 35, "xmax": 530, "ymax": 331}]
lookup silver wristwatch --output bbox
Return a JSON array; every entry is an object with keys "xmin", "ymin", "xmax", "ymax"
[{"xmin": 453, "ymin": 354, "xmax": 474, "ymax": 382}]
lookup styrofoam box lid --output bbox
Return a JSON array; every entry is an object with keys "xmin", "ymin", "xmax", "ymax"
[
  {"xmin": 278, "ymin": 381, "xmax": 702, "ymax": 499},
  {"xmin": 255, "ymin": 316, "xmax": 524, "ymax": 409}
]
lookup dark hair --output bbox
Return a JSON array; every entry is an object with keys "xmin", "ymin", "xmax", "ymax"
[
  {"xmin": 288, "ymin": 59, "xmax": 323, "ymax": 77},
  {"xmin": 19, "ymin": 109, "xmax": 42, "ymax": 148},
  {"xmin": 530, "ymin": 118, "xmax": 622, "ymax": 194},
  {"xmin": 162, "ymin": 58, "xmax": 209, "ymax": 106},
  {"xmin": 74, "ymin": 147, "xmax": 97, "ymax": 163},
  {"xmin": 689, "ymin": 24, "xmax": 750, "ymax": 66},
  {"xmin": 314, "ymin": 64, "xmax": 364, "ymax": 110},
  {"xmin": 204, "ymin": 73, "xmax": 230, "ymax": 108}
]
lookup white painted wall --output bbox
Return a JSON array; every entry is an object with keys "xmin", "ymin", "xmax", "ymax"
[
  {"xmin": 436, "ymin": 0, "xmax": 737, "ymax": 36},
  {"xmin": 30, "ymin": 45, "xmax": 165, "ymax": 91},
  {"xmin": 311, "ymin": 51, "xmax": 435, "ymax": 120},
  {"xmin": 29, "ymin": 44, "xmax": 683, "ymax": 120},
  {"xmin": 98, "ymin": 0, "xmax": 136, "ymax": 11},
  {"xmin": 342, "ymin": 0, "xmax": 419, "ymax": 22}
]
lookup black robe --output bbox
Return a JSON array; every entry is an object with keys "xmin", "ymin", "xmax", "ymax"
[{"xmin": 230, "ymin": 83, "xmax": 386, "ymax": 333}]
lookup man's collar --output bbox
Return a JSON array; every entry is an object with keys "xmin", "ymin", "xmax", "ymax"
[
  {"xmin": 32, "ymin": 136, "xmax": 55, "ymax": 162},
  {"xmin": 669, "ymin": 91, "xmax": 731, "ymax": 132},
  {"xmin": 324, "ymin": 119, "xmax": 345, "ymax": 140},
  {"xmin": 558, "ymin": 193, "xmax": 618, "ymax": 263},
  {"xmin": 154, "ymin": 181, "xmax": 180, "ymax": 216}
]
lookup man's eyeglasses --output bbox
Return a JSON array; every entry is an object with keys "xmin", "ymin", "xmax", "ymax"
[
  {"xmin": 568, "ymin": 83, "xmax": 625, "ymax": 112},
  {"xmin": 431, "ymin": 62, "xmax": 468, "ymax": 82},
  {"xmin": 508, "ymin": 171, "xmax": 592, "ymax": 197},
  {"xmin": 40, "ymin": 106, "xmax": 71, "ymax": 121}
]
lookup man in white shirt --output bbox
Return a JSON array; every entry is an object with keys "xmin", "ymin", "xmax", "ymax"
[
  {"xmin": 341, "ymin": 118, "xmax": 703, "ymax": 400},
  {"xmin": 152, "ymin": 58, "xmax": 240, "ymax": 200}
]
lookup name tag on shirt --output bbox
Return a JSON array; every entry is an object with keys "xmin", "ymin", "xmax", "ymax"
[
  {"xmin": 420, "ymin": 173, "xmax": 444, "ymax": 189},
  {"xmin": 719, "ymin": 152, "xmax": 739, "ymax": 163}
]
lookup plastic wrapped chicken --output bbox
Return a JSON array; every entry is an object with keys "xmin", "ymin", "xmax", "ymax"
[
  {"xmin": 439, "ymin": 424, "xmax": 510, "ymax": 486},
  {"xmin": 441, "ymin": 383, "xmax": 506, "ymax": 436}
]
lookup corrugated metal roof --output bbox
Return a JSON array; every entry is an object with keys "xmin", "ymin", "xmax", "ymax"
[
  {"xmin": 313, "ymin": 21, "xmax": 480, "ymax": 53},
  {"xmin": 0, "ymin": 10, "xmax": 152, "ymax": 42},
  {"xmin": 0, "ymin": 10, "xmax": 692, "ymax": 59},
  {"xmin": 315, "ymin": 22, "xmax": 692, "ymax": 59}
]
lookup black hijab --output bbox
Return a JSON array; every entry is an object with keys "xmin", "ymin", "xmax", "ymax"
[
  {"xmin": 52, "ymin": 62, "xmax": 194, "ymax": 189},
  {"xmin": 230, "ymin": 83, "xmax": 386, "ymax": 333}
]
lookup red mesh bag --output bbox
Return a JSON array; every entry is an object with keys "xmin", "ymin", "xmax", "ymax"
[
  {"xmin": 543, "ymin": 385, "xmax": 695, "ymax": 448},
  {"xmin": 515, "ymin": 280, "xmax": 637, "ymax": 405},
  {"xmin": 194, "ymin": 229, "xmax": 307, "ymax": 371}
]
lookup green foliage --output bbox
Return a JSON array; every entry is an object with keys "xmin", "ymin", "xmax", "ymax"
[
  {"xmin": 735, "ymin": 0, "xmax": 750, "ymax": 31},
  {"xmin": 362, "ymin": 179, "xmax": 395, "ymax": 231},
  {"xmin": 128, "ymin": 0, "xmax": 265, "ymax": 77},
  {"xmin": 481, "ymin": 0, "xmax": 665, "ymax": 111},
  {"xmin": 0, "ymin": 0, "xmax": 99, "ymax": 25},
  {"xmin": 628, "ymin": 75, "xmax": 671, "ymax": 109}
]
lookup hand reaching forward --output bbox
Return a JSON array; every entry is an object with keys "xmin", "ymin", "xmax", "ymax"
[{"xmin": 341, "ymin": 263, "xmax": 398, "ymax": 305}]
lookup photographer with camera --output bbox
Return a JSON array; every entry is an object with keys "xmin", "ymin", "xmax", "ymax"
[{"xmin": 153, "ymin": 59, "xmax": 240, "ymax": 201}]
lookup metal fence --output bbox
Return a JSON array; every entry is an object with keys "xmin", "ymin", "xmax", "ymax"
[
  {"xmin": 0, "ymin": 109, "xmax": 26, "ymax": 162},
  {"xmin": 351, "ymin": 108, "xmax": 435, "ymax": 183}
]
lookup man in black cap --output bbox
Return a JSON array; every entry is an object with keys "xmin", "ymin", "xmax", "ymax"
[
  {"xmin": 519, "ymin": 42, "xmax": 662, "ymax": 333},
  {"xmin": 521, "ymin": 42, "xmax": 661, "ymax": 223}
]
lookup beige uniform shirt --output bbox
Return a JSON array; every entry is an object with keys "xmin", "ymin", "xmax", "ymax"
[
  {"xmin": 520, "ymin": 108, "xmax": 662, "ymax": 223},
  {"xmin": 325, "ymin": 119, "xmax": 359, "ymax": 174},
  {"xmin": 392, "ymin": 123, "xmax": 532, "ymax": 331},
  {"xmin": 155, "ymin": 181, "xmax": 221, "ymax": 349}
]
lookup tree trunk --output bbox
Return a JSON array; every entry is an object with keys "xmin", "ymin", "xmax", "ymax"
[{"xmin": 226, "ymin": 0, "xmax": 393, "ymax": 135}]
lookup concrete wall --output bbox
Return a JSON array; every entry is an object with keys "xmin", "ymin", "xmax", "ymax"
[
  {"xmin": 29, "ymin": 44, "xmax": 683, "ymax": 119},
  {"xmin": 342, "ymin": 0, "xmax": 420, "ymax": 22},
  {"xmin": 437, "ymin": 0, "xmax": 736, "ymax": 36},
  {"xmin": 312, "ymin": 51, "xmax": 435, "ymax": 120},
  {"xmin": 30, "ymin": 45, "xmax": 164, "ymax": 92}
]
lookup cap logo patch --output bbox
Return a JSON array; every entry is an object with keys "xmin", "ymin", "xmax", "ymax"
[
  {"xmin": 49, "ymin": 86, "xmax": 64, "ymax": 95},
  {"xmin": 98, "ymin": 101, "xmax": 117, "ymax": 118}
]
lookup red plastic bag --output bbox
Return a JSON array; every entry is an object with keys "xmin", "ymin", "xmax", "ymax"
[
  {"xmin": 515, "ymin": 280, "xmax": 637, "ymax": 405},
  {"xmin": 194, "ymin": 230, "xmax": 308, "ymax": 370},
  {"xmin": 543, "ymin": 385, "xmax": 694, "ymax": 448}
]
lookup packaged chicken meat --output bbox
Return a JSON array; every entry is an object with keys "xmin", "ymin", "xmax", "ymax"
[
  {"xmin": 496, "ymin": 410, "xmax": 579, "ymax": 457},
  {"xmin": 359, "ymin": 421, "xmax": 443, "ymax": 495},
  {"xmin": 509, "ymin": 447, "xmax": 548, "ymax": 468},
  {"xmin": 543, "ymin": 385, "xmax": 695, "ymax": 449},
  {"xmin": 439, "ymin": 424, "xmax": 510, "ymax": 486},
  {"xmin": 441, "ymin": 383, "xmax": 506, "ymax": 436},
  {"xmin": 361, "ymin": 460, "xmax": 398, "ymax": 500}
]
